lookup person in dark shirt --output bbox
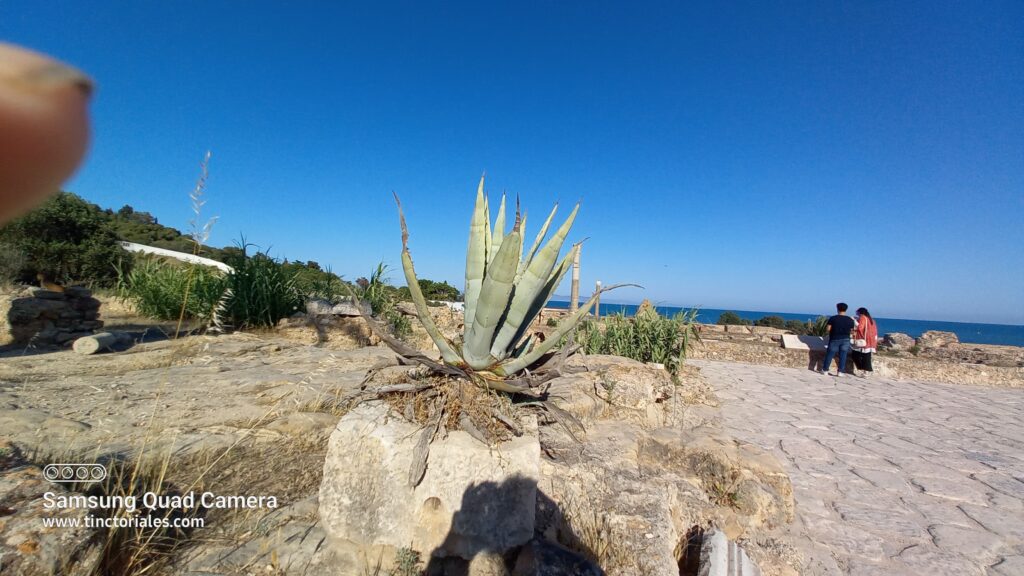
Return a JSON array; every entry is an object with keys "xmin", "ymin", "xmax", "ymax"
[{"xmin": 821, "ymin": 302, "xmax": 856, "ymax": 376}]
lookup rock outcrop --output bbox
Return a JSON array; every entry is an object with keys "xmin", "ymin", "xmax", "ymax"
[
  {"xmin": 5, "ymin": 287, "xmax": 102, "ymax": 348},
  {"xmin": 0, "ymin": 443, "xmax": 96, "ymax": 575},
  {"xmin": 319, "ymin": 402, "xmax": 540, "ymax": 567},
  {"xmin": 879, "ymin": 332, "xmax": 916, "ymax": 352},
  {"xmin": 916, "ymin": 330, "xmax": 959, "ymax": 348},
  {"xmin": 317, "ymin": 354, "xmax": 798, "ymax": 575}
]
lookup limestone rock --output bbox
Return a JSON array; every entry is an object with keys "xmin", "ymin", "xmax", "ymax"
[
  {"xmin": 0, "ymin": 444, "xmax": 95, "ymax": 575},
  {"xmin": 330, "ymin": 301, "xmax": 362, "ymax": 316},
  {"xmin": 536, "ymin": 420, "xmax": 795, "ymax": 576},
  {"xmin": 397, "ymin": 301, "xmax": 418, "ymax": 316},
  {"xmin": 305, "ymin": 299, "xmax": 333, "ymax": 315},
  {"xmin": 750, "ymin": 326, "xmax": 787, "ymax": 336},
  {"xmin": 917, "ymin": 330, "xmax": 959, "ymax": 348},
  {"xmin": 634, "ymin": 299, "xmax": 659, "ymax": 320},
  {"xmin": 318, "ymin": 402, "xmax": 540, "ymax": 562},
  {"xmin": 551, "ymin": 355, "xmax": 670, "ymax": 424},
  {"xmin": 879, "ymin": 332, "xmax": 916, "ymax": 352}
]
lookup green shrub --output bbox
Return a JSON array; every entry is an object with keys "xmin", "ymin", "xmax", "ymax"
[
  {"xmin": 716, "ymin": 311, "xmax": 751, "ymax": 326},
  {"xmin": 0, "ymin": 192, "xmax": 130, "ymax": 286},
  {"xmin": 784, "ymin": 319, "xmax": 809, "ymax": 334},
  {"xmin": 221, "ymin": 246, "xmax": 304, "ymax": 329},
  {"xmin": 285, "ymin": 261, "xmax": 349, "ymax": 303},
  {"xmin": 754, "ymin": 315, "xmax": 786, "ymax": 329},
  {"xmin": 808, "ymin": 315, "xmax": 830, "ymax": 337},
  {"xmin": 546, "ymin": 317, "xmax": 559, "ymax": 327},
  {"xmin": 118, "ymin": 245, "xmax": 306, "ymax": 330},
  {"xmin": 361, "ymin": 263, "xmax": 411, "ymax": 340},
  {"xmin": 578, "ymin": 308, "xmax": 700, "ymax": 376},
  {"xmin": 116, "ymin": 258, "xmax": 228, "ymax": 325},
  {"xmin": 0, "ymin": 242, "xmax": 26, "ymax": 283}
]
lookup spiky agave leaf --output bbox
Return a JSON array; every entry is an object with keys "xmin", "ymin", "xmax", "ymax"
[
  {"xmin": 497, "ymin": 282, "xmax": 636, "ymax": 375},
  {"xmin": 518, "ymin": 203, "xmax": 558, "ymax": 279},
  {"xmin": 395, "ymin": 194, "xmax": 462, "ymax": 365},
  {"xmin": 463, "ymin": 209, "xmax": 523, "ymax": 369},
  {"xmin": 464, "ymin": 177, "xmax": 487, "ymax": 331},
  {"xmin": 489, "ymin": 204, "xmax": 579, "ymax": 358},
  {"xmin": 502, "ymin": 242, "xmax": 579, "ymax": 355},
  {"xmin": 489, "ymin": 193, "xmax": 506, "ymax": 266}
]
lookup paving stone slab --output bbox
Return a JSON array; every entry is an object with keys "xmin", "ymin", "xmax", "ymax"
[
  {"xmin": 960, "ymin": 504, "xmax": 1024, "ymax": 543},
  {"xmin": 911, "ymin": 475, "xmax": 991, "ymax": 506},
  {"xmin": 895, "ymin": 544, "xmax": 986, "ymax": 575},
  {"xmin": 929, "ymin": 524, "xmax": 1006, "ymax": 563},
  {"xmin": 988, "ymin": 555, "xmax": 1024, "ymax": 576},
  {"xmin": 691, "ymin": 360, "xmax": 1024, "ymax": 576}
]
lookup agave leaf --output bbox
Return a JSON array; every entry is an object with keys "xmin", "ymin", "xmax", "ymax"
[
  {"xmin": 497, "ymin": 282, "xmax": 636, "ymax": 375},
  {"xmin": 489, "ymin": 204, "xmax": 578, "ymax": 358},
  {"xmin": 518, "ymin": 203, "xmax": 558, "ymax": 279},
  {"xmin": 517, "ymin": 212, "xmax": 527, "ymax": 264},
  {"xmin": 475, "ymin": 372, "xmax": 532, "ymax": 393},
  {"xmin": 502, "ymin": 243, "xmax": 579, "ymax": 355},
  {"xmin": 483, "ymin": 196, "xmax": 491, "ymax": 274},
  {"xmin": 395, "ymin": 194, "xmax": 462, "ymax": 365},
  {"xmin": 463, "ymin": 213, "xmax": 523, "ymax": 369},
  {"xmin": 512, "ymin": 334, "xmax": 533, "ymax": 358},
  {"xmin": 489, "ymin": 193, "xmax": 506, "ymax": 266},
  {"xmin": 464, "ymin": 177, "xmax": 487, "ymax": 331}
]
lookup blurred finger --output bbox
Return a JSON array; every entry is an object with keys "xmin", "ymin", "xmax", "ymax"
[{"xmin": 0, "ymin": 42, "xmax": 92, "ymax": 224}]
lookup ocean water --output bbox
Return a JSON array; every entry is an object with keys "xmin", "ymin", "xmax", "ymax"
[{"xmin": 545, "ymin": 301, "xmax": 1024, "ymax": 347}]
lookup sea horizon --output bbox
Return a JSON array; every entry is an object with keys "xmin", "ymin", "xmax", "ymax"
[{"xmin": 545, "ymin": 300, "xmax": 1024, "ymax": 348}]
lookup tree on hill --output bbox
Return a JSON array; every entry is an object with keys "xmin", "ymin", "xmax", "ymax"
[
  {"xmin": 396, "ymin": 279, "xmax": 462, "ymax": 302},
  {"xmin": 0, "ymin": 192, "xmax": 129, "ymax": 286}
]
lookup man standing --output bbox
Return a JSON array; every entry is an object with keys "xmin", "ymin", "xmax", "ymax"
[{"xmin": 821, "ymin": 302, "xmax": 856, "ymax": 377}]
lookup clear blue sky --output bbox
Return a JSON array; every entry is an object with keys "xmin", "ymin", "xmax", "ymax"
[{"xmin": 4, "ymin": 1, "xmax": 1022, "ymax": 324}]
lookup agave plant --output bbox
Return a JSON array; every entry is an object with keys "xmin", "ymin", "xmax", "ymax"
[{"xmin": 392, "ymin": 176, "xmax": 623, "ymax": 392}]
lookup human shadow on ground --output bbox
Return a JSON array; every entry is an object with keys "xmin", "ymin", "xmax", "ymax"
[{"xmin": 423, "ymin": 475, "xmax": 604, "ymax": 575}]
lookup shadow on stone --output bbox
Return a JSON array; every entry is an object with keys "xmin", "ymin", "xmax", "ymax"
[{"xmin": 423, "ymin": 477, "xmax": 603, "ymax": 575}]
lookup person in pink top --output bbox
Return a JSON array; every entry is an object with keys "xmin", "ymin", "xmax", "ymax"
[{"xmin": 851, "ymin": 307, "xmax": 878, "ymax": 377}]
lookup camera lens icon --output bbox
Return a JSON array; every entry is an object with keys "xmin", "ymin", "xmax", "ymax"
[{"xmin": 44, "ymin": 463, "xmax": 107, "ymax": 483}]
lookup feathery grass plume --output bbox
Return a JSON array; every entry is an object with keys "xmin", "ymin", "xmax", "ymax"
[
  {"xmin": 176, "ymin": 151, "xmax": 223, "ymax": 336},
  {"xmin": 187, "ymin": 151, "xmax": 217, "ymax": 252}
]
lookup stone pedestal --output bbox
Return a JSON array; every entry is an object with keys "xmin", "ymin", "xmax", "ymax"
[{"xmin": 318, "ymin": 402, "xmax": 540, "ymax": 563}]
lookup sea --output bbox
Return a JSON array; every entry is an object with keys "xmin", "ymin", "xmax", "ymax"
[{"xmin": 545, "ymin": 301, "xmax": 1024, "ymax": 348}]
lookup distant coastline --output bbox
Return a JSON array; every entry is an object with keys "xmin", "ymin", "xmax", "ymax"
[{"xmin": 546, "ymin": 301, "xmax": 1024, "ymax": 347}]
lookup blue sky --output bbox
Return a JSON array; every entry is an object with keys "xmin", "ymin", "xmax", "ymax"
[{"xmin": 3, "ymin": 1, "xmax": 1022, "ymax": 324}]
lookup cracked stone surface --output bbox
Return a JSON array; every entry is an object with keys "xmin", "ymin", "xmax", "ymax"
[{"xmin": 693, "ymin": 360, "xmax": 1024, "ymax": 575}]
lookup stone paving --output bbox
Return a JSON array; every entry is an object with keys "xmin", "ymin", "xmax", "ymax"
[{"xmin": 693, "ymin": 360, "xmax": 1024, "ymax": 576}]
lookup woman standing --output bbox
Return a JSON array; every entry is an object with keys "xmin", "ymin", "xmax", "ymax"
[{"xmin": 851, "ymin": 307, "xmax": 878, "ymax": 376}]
